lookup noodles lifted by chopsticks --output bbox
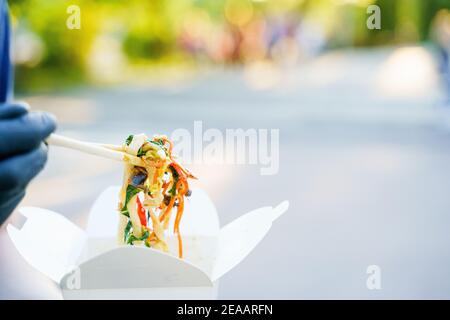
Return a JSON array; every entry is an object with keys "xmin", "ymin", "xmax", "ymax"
[{"xmin": 117, "ymin": 133, "xmax": 196, "ymax": 258}]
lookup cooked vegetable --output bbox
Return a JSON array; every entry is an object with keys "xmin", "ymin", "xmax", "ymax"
[
  {"xmin": 120, "ymin": 184, "xmax": 140, "ymax": 217},
  {"xmin": 117, "ymin": 133, "xmax": 196, "ymax": 258},
  {"xmin": 136, "ymin": 196, "xmax": 147, "ymax": 226}
]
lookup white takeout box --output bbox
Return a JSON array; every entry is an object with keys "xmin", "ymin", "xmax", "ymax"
[{"xmin": 7, "ymin": 186, "xmax": 288, "ymax": 299}]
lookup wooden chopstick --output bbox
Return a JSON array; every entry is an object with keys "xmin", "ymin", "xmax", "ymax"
[{"xmin": 46, "ymin": 134, "xmax": 145, "ymax": 167}]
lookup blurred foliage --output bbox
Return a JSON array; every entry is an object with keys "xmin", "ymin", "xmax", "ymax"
[{"xmin": 8, "ymin": 0, "xmax": 450, "ymax": 92}]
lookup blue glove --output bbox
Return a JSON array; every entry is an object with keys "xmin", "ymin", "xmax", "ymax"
[
  {"xmin": 0, "ymin": 102, "xmax": 57, "ymax": 225},
  {"xmin": 0, "ymin": 1, "xmax": 57, "ymax": 224}
]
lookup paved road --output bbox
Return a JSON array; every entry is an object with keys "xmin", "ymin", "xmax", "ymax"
[{"xmin": 2, "ymin": 47, "xmax": 450, "ymax": 299}]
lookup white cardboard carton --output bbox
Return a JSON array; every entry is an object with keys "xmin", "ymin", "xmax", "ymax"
[{"xmin": 7, "ymin": 186, "xmax": 288, "ymax": 299}]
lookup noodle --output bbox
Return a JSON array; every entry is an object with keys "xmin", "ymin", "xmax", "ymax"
[{"xmin": 117, "ymin": 133, "xmax": 195, "ymax": 258}]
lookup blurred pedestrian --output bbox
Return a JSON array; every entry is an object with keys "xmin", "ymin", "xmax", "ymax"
[{"xmin": 431, "ymin": 9, "xmax": 450, "ymax": 105}]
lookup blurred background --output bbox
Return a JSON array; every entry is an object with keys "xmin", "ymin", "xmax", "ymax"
[{"xmin": 2, "ymin": 0, "xmax": 450, "ymax": 299}]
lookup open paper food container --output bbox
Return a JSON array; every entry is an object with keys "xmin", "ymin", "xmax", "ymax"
[{"xmin": 7, "ymin": 186, "xmax": 289, "ymax": 299}]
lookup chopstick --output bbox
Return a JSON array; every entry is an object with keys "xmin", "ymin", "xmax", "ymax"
[{"xmin": 46, "ymin": 134, "xmax": 145, "ymax": 167}]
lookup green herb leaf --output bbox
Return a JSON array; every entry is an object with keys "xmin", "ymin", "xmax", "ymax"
[
  {"xmin": 125, "ymin": 135, "xmax": 134, "ymax": 146},
  {"xmin": 120, "ymin": 184, "xmax": 141, "ymax": 217},
  {"xmin": 123, "ymin": 220, "xmax": 132, "ymax": 243},
  {"xmin": 137, "ymin": 147, "xmax": 146, "ymax": 157},
  {"xmin": 149, "ymin": 139, "xmax": 164, "ymax": 147},
  {"xmin": 168, "ymin": 166, "xmax": 179, "ymax": 196},
  {"xmin": 126, "ymin": 230, "xmax": 150, "ymax": 245}
]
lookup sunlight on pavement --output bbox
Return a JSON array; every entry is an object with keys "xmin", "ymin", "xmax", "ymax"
[
  {"xmin": 244, "ymin": 60, "xmax": 282, "ymax": 90},
  {"xmin": 24, "ymin": 96, "xmax": 99, "ymax": 124},
  {"xmin": 374, "ymin": 47, "xmax": 439, "ymax": 99}
]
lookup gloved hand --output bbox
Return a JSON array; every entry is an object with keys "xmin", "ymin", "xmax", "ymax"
[{"xmin": 0, "ymin": 102, "xmax": 56, "ymax": 225}]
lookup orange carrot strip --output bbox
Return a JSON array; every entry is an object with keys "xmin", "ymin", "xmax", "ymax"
[
  {"xmin": 161, "ymin": 137, "xmax": 174, "ymax": 155},
  {"xmin": 159, "ymin": 195, "xmax": 175, "ymax": 223},
  {"xmin": 171, "ymin": 161, "xmax": 197, "ymax": 180},
  {"xmin": 176, "ymin": 229, "xmax": 183, "ymax": 258},
  {"xmin": 174, "ymin": 191, "xmax": 185, "ymax": 258},
  {"xmin": 153, "ymin": 168, "xmax": 159, "ymax": 184},
  {"xmin": 162, "ymin": 181, "xmax": 169, "ymax": 194}
]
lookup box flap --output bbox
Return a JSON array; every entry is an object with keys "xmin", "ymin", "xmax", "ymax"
[
  {"xmin": 86, "ymin": 186, "xmax": 120, "ymax": 238},
  {"xmin": 7, "ymin": 207, "xmax": 87, "ymax": 283},
  {"xmin": 210, "ymin": 201, "xmax": 289, "ymax": 282},
  {"xmin": 178, "ymin": 187, "xmax": 220, "ymax": 236},
  {"xmin": 87, "ymin": 186, "xmax": 220, "ymax": 238},
  {"xmin": 85, "ymin": 186, "xmax": 220, "ymax": 274},
  {"xmin": 60, "ymin": 246, "xmax": 213, "ymax": 290}
]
